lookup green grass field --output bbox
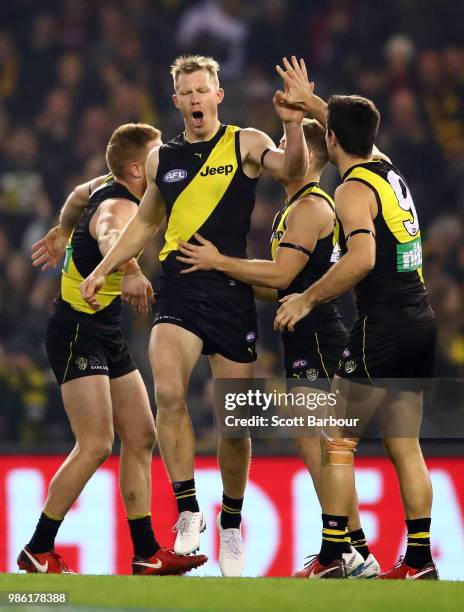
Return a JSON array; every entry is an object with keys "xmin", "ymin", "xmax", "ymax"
[{"xmin": 0, "ymin": 574, "xmax": 463, "ymax": 612}]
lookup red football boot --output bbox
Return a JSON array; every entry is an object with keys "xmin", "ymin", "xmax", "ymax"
[
  {"xmin": 17, "ymin": 546, "xmax": 75, "ymax": 574},
  {"xmin": 378, "ymin": 557, "xmax": 438, "ymax": 580},
  {"xmin": 294, "ymin": 555, "xmax": 346, "ymax": 579},
  {"xmin": 132, "ymin": 547, "xmax": 208, "ymax": 576}
]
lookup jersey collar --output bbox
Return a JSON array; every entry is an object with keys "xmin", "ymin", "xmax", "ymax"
[
  {"xmin": 182, "ymin": 124, "xmax": 226, "ymax": 150},
  {"xmin": 342, "ymin": 158, "xmax": 382, "ymax": 182},
  {"xmin": 286, "ymin": 181, "xmax": 319, "ymax": 207}
]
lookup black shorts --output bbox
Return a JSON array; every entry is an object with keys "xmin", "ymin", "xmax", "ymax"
[
  {"xmin": 153, "ymin": 295, "xmax": 258, "ymax": 363},
  {"xmin": 46, "ymin": 313, "xmax": 137, "ymax": 385},
  {"xmin": 283, "ymin": 326, "xmax": 348, "ymax": 385},
  {"xmin": 338, "ymin": 314, "xmax": 436, "ymax": 388}
]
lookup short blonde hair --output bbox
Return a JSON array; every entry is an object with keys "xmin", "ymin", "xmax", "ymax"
[
  {"xmin": 302, "ymin": 118, "xmax": 329, "ymax": 169},
  {"xmin": 170, "ymin": 55, "xmax": 220, "ymax": 89},
  {"xmin": 106, "ymin": 123, "xmax": 161, "ymax": 178}
]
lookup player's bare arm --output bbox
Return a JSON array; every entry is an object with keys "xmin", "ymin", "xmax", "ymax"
[
  {"xmin": 177, "ymin": 196, "xmax": 328, "ymax": 288},
  {"xmin": 31, "ymin": 175, "xmax": 107, "ymax": 271},
  {"xmin": 89, "ymin": 196, "xmax": 153, "ymax": 316},
  {"xmin": 276, "ymin": 56, "xmax": 328, "ymax": 126},
  {"xmin": 274, "ymin": 181, "xmax": 377, "ymax": 331},
  {"xmin": 276, "ymin": 57, "xmax": 392, "ymax": 164},
  {"xmin": 240, "ymin": 90, "xmax": 308, "ymax": 181},
  {"xmin": 80, "ymin": 148, "xmax": 166, "ymax": 309}
]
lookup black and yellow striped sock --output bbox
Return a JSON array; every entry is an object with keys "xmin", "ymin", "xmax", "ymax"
[
  {"xmin": 172, "ymin": 479, "xmax": 200, "ymax": 513},
  {"xmin": 404, "ymin": 518, "xmax": 432, "ymax": 569},
  {"xmin": 127, "ymin": 513, "xmax": 160, "ymax": 559},
  {"xmin": 220, "ymin": 493, "xmax": 243, "ymax": 529},
  {"xmin": 349, "ymin": 528, "xmax": 370, "ymax": 560},
  {"xmin": 319, "ymin": 514, "xmax": 349, "ymax": 565},
  {"xmin": 28, "ymin": 511, "xmax": 63, "ymax": 553}
]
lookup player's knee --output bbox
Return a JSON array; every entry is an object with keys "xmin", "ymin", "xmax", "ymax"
[
  {"xmin": 322, "ymin": 436, "xmax": 358, "ymax": 466},
  {"xmin": 155, "ymin": 380, "xmax": 187, "ymax": 412},
  {"xmin": 383, "ymin": 437, "xmax": 421, "ymax": 461},
  {"xmin": 78, "ymin": 436, "xmax": 114, "ymax": 466},
  {"xmin": 121, "ymin": 425, "xmax": 156, "ymax": 453}
]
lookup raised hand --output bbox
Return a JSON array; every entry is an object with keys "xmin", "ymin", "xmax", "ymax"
[
  {"xmin": 273, "ymin": 90, "xmax": 305, "ymax": 125},
  {"xmin": 276, "ymin": 56, "xmax": 327, "ymax": 124}
]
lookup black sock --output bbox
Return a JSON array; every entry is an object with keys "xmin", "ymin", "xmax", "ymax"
[
  {"xmin": 349, "ymin": 528, "xmax": 370, "ymax": 560},
  {"xmin": 319, "ymin": 514, "xmax": 348, "ymax": 565},
  {"xmin": 404, "ymin": 517, "xmax": 432, "ymax": 569},
  {"xmin": 128, "ymin": 514, "xmax": 160, "ymax": 559},
  {"xmin": 28, "ymin": 512, "xmax": 63, "ymax": 553},
  {"xmin": 220, "ymin": 493, "xmax": 243, "ymax": 529},
  {"xmin": 172, "ymin": 479, "xmax": 199, "ymax": 513}
]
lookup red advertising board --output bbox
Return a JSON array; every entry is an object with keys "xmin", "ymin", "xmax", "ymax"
[{"xmin": 1, "ymin": 456, "xmax": 463, "ymax": 579}]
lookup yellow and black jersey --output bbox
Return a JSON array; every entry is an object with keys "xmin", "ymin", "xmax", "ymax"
[
  {"xmin": 341, "ymin": 158, "xmax": 433, "ymax": 320},
  {"xmin": 155, "ymin": 124, "xmax": 257, "ymax": 300},
  {"xmin": 57, "ymin": 175, "xmax": 140, "ymax": 326},
  {"xmin": 270, "ymin": 181, "xmax": 342, "ymax": 327}
]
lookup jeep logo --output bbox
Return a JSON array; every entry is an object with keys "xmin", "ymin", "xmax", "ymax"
[
  {"xmin": 200, "ymin": 164, "xmax": 234, "ymax": 177},
  {"xmin": 164, "ymin": 169, "xmax": 187, "ymax": 183}
]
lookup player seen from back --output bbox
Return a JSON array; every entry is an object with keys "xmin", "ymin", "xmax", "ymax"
[{"xmin": 22, "ymin": 124, "xmax": 207, "ymax": 576}]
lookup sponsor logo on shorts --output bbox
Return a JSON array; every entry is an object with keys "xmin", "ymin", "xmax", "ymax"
[
  {"xmin": 154, "ymin": 314, "xmax": 183, "ymax": 323},
  {"xmin": 163, "ymin": 169, "xmax": 187, "ymax": 183},
  {"xmin": 306, "ymin": 368, "xmax": 319, "ymax": 381},
  {"xmin": 345, "ymin": 360, "xmax": 357, "ymax": 374},
  {"xmin": 75, "ymin": 356, "xmax": 88, "ymax": 371},
  {"xmin": 246, "ymin": 331, "xmax": 256, "ymax": 343},
  {"xmin": 89, "ymin": 355, "xmax": 108, "ymax": 372},
  {"xmin": 292, "ymin": 359, "xmax": 308, "ymax": 369},
  {"xmin": 342, "ymin": 348, "xmax": 351, "ymax": 359}
]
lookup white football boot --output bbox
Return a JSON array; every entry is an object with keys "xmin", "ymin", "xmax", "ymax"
[
  {"xmin": 217, "ymin": 513, "xmax": 245, "ymax": 577},
  {"xmin": 349, "ymin": 552, "xmax": 381, "ymax": 579},
  {"xmin": 343, "ymin": 546, "xmax": 365, "ymax": 577},
  {"xmin": 172, "ymin": 511, "xmax": 206, "ymax": 554}
]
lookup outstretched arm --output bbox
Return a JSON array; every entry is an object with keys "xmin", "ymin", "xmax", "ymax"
[
  {"xmin": 31, "ymin": 175, "xmax": 107, "ymax": 270},
  {"xmin": 241, "ymin": 65, "xmax": 308, "ymax": 182},
  {"xmin": 80, "ymin": 149, "xmax": 165, "ymax": 309},
  {"xmin": 276, "ymin": 56, "xmax": 392, "ymax": 163},
  {"xmin": 274, "ymin": 181, "xmax": 376, "ymax": 331},
  {"xmin": 276, "ymin": 56, "xmax": 328, "ymax": 126}
]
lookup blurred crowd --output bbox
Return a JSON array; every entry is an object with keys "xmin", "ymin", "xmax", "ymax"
[{"xmin": 1, "ymin": 0, "xmax": 464, "ymax": 450}]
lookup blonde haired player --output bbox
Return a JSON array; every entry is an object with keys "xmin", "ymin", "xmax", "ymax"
[{"xmin": 81, "ymin": 55, "xmax": 308, "ymax": 576}]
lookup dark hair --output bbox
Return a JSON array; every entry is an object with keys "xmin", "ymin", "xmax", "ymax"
[
  {"xmin": 106, "ymin": 123, "xmax": 161, "ymax": 178},
  {"xmin": 327, "ymin": 95, "xmax": 380, "ymax": 158}
]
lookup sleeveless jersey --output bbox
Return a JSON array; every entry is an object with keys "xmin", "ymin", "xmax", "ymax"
[
  {"xmin": 59, "ymin": 175, "xmax": 140, "ymax": 325},
  {"xmin": 155, "ymin": 124, "xmax": 258, "ymax": 300},
  {"xmin": 270, "ymin": 181, "xmax": 343, "ymax": 327},
  {"xmin": 341, "ymin": 158, "xmax": 433, "ymax": 320}
]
